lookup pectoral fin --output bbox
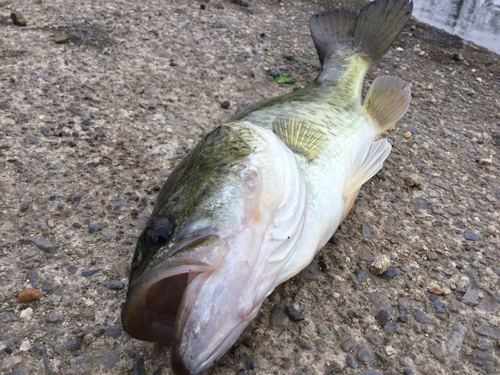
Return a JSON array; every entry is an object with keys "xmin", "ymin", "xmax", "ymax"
[
  {"xmin": 363, "ymin": 76, "xmax": 411, "ymax": 134},
  {"xmin": 272, "ymin": 115, "xmax": 327, "ymax": 162},
  {"xmin": 343, "ymin": 139, "xmax": 391, "ymax": 218}
]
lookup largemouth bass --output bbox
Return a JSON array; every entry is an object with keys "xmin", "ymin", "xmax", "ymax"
[{"xmin": 121, "ymin": 0, "xmax": 413, "ymax": 373}]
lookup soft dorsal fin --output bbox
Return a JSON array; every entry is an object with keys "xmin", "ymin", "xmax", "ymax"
[
  {"xmin": 344, "ymin": 139, "xmax": 392, "ymax": 198},
  {"xmin": 272, "ymin": 115, "xmax": 327, "ymax": 162},
  {"xmin": 363, "ymin": 76, "xmax": 411, "ymax": 134}
]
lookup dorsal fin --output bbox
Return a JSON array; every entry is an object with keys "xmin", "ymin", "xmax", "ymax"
[
  {"xmin": 309, "ymin": 0, "xmax": 413, "ymax": 91},
  {"xmin": 363, "ymin": 76, "xmax": 411, "ymax": 134},
  {"xmin": 272, "ymin": 115, "xmax": 327, "ymax": 162},
  {"xmin": 344, "ymin": 139, "xmax": 392, "ymax": 199}
]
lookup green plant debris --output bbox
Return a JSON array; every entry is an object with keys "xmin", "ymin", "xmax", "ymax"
[{"xmin": 270, "ymin": 73, "xmax": 297, "ymax": 84}]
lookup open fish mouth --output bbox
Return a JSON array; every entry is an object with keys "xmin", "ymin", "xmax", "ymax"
[{"xmin": 121, "ymin": 235, "xmax": 220, "ymax": 343}]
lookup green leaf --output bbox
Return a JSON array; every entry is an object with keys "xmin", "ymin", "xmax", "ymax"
[
  {"xmin": 283, "ymin": 55, "xmax": 321, "ymax": 69},
  {"xmin": 270, "ymin": 73, "xmax": 297, "ymax": 84}
]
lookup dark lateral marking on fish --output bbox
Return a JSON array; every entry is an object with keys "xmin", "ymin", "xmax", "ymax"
[{"xmin": 272, "ymin": 115, "xmax": 327, "ymax": 162}]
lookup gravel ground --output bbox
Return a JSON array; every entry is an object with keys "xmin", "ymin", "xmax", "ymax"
[{"xmin": 1, "ymin": 0, "xmax": 500, "ymax": 374}]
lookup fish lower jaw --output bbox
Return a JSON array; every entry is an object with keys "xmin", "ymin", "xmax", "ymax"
[{"xmin": 172, "ymin": 320, "xmax": 249, "ymax": 375}]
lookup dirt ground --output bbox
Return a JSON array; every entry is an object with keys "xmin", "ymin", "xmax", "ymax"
[{"xmin": 1, "ymin": 0, "xmax": 500, "ymax": 374}]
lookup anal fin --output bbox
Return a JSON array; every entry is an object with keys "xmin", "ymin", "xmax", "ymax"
[
  {"xmin": 343, "ymin": 139, "xmax": 392, "ymax": 216},
  {"xmin": 272, "ymin": 115, "xmax": 327, "ymax": 162},
  {"xmin": 363, "ymin": 76, "xmax": 411, "ymax": 134}
]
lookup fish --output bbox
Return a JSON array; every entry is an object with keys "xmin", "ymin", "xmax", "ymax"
[{"xmin": 121, "ymin": 0, "xmax": 413, "ymax": 373}]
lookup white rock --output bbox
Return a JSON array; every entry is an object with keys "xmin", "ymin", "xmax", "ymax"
[
  {"xmin": 371, "ymin": 254, "xmax": 391, "ymax": 275},
  {"xmin": 20, "ymin": 307, "xmax": 33, "ymax": 320},
  {"xmin": 20, "ymin": 340, "xmax": 31, "ymax": 351},
  {"xmin": 385, "ymin": 345, "xmax": 396, "ymax": 356}
]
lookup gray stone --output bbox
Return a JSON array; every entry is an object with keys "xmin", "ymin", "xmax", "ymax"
[
  {"xmin": 81, "ymin": 269, "xmax": 100, "ymax": 277},
  {"xmin": 165, "ymin": 118, "xmax": 181, "ymax": 126},
  {"xmin": 297, "ymin": 338, "xmax": 312, "ymax": 350},
  {"xmin": 479, "ymin": 291, "xmax": 500, "ymax": 312},
  {"xmin": 435, "ymin": 301, "xmax": 447, "ymax": 313},
  {"xmin": 88, "ymin": 224, "xmax": 102, "ymax": 234},
  {"xmin": 451, "ymin": 298, "xmax": 460, "ymax": 313},
  {"xmin": 65, "ymin": 338, "xmax": 82, "ymax": 351},
  {"xmin": 379, "ymin": 266, "xmax": 400, "ymax": 279},
  {"xmin": 357, "ymin": 344, "xmax": 375, "ymax": 365},
  {"xmin": 465, "ymin": 269, "xmax": 482, "ymax": 289},
  {"xmin": 447, "ymin": 324, "xmax": 467, "ymax": 356},
  {"xmin": 375, "ymin": 310, "xmax": 390, "ymax": 326},
  {"xmin": 297, "ymin": 259, "xmax": 322, "ymax": 279},
  {"xmin": 431, "ymin": 178, "xmax": 448, "ymax": 190},
  {"xmin": 25, "ymin": 135, "xmax": 38, "ymax": 144},
  {"xmin": 28, "ymin": 270, "xmax": 38, "ymax": 283},
  {"xmin": 110, "ymin": 198, "xmax": 131, "ymax": 207},
  {"xmin": 410, "ymin": 198, "xmax": 431, "ymax": 209},
  {"xmin": 45, "ymin": 313, "xmax": 63, "ymax": 323},
  {"xmin": 69, "ymin": 355, "xmax": 91, "ymax": 373},
  {"xmin": 103, "ymin": 280, "xmax": 125, "ymax": 290},
  {"xmin": 317, "ymin": 324, "xmax": 327, "ymax": 336},
  {"xmin": 90, "ymin": 349, "xmax": 119, "ymax": 372},
  {"xmin": 476, "ymin": 326, "xmax": 500, "ymax": 340},
  {"xmin": 444, "ymin": 207, "xmax": 461, "ymax": 216},
  {"xmin": 324, "ymin": 363, "xmax": 341, "ymax": 375},
  {"xmin": 471, "ymin": 351, "xmax": 492, "ymax": 365},
  {"xmin": 67, "ymin": 107, "xmax": 88, "ymax": 117},
  {"xmin": 358, "ymin": 371, "xmax": 383, "ymax": 375},
  {"xmin": 341, "ymin": 338, "xmax": 355, "ymax": 352},
  {"xmin": 346, "ymin": 354, "xmax": 357, "ymax": 369},
  {"xmin": 362, "ymin": 225, "xmax": 374, "ymax": 239},
  {"xmin": 105, "ymin": 326, "xmax": 122, "ymax": 339},
  {"xmin": 429, "ymin": 343, "xmax": 445, "ymax": 361},
  {"xmin": 356, "ymin": 268, "xmax": 369, "ymax": 283},
  {"xmin": 270, "ymin": 304, "xmax": 289, "ymax": 328},
  {"xmin": 364, "ymin": 334, "xmax": 383, "ymax": 347},
  {"xmin": 477, "ymin": 340, "xmax": 491, "ymax": 350},
  {"xmin": 22, "ymin": 246, "xmax": 37, "ymax": 260},
  {"xmin": 22, "ymin": 235, "xmax": 60, "ymax": 253},
  {"xmin": 465, "ymin": 231, "xmax": 480, "ymax": 241},
  {"xmin": 384, "ymin": 322, "xmax": 397, "ymax": 334},
  {"xmin": 368, "ymin": 292, "xmax": 393, "ymax": 316},
  {"xmin": 429, "ymin": 190, "xmax": 440, "ymax": 197},
  {"xmin": 463, "ymin": 289, "xmax": 479, "ymax": 306},
  {"xmin": 412, "ymin": 309, "xmax": 437, "ymax": 325}
]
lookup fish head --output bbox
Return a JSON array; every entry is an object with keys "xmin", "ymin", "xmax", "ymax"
[{"xmin": 121, "ymin": 123, "xmax": 306, "ymax": 374}]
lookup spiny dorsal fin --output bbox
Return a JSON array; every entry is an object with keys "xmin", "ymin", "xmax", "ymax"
[
  {"xmin": 363, "ymin": 76, "xmax": 411, "ymax": 134},
  {"xmin": 309, "ymin": 0, "xmax": 413, "ymax": 85},
  {"xmin": 272, "ymin": 115, "xmax": 327, "ymax": 162},
  {"xmin": 344, "ymin": 139, "xmax": 392, "ymax": 199}
]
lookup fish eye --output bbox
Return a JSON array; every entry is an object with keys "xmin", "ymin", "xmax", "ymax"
[{"xmin": 145, "ymin": 218, "xmax": 172, "ymax": 248}]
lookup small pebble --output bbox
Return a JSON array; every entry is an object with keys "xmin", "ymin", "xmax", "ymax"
[
  {"xmin": 54, "ymin": 32, "xmax": 68, "ymax": 44},
  {"xmin": 221, "ymin": 100, "xmax": 230, "ymax": 109},
  {"xmin": 285, "ymin": 305, "xmax": 304, "ymax": 321},
  {"xmin": 11, "ymin": 12, "xmax": 27, "ymax": 26},
  {"xmin": 18, "ymin": 288, "xmax": 40, "ymax": 302}
]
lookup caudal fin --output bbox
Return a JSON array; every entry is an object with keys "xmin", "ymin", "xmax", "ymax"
[{"xmin": 309, "ymin": 0, "xmax": 413, "ymax": 85}]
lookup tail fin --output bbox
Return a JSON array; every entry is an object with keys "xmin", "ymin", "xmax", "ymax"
[{"xmin": 309, "ymin": 0, "xmax": 412, "ymax": 86}]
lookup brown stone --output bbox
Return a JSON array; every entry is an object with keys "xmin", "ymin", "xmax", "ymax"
[
  {"xmin": 54, "ymin": 32, "xmax": 68, "ymax": 44},
  {"xmin": 18, "ymin": 288, "xmax": 40, "ymax": 302},
  {"xmin": 426, "ymin": 284, "xmax": 445, "ymax": 295},
  {"xmin": 11, "ymin": 12, "xmax": 27, "ymax": 26}
]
